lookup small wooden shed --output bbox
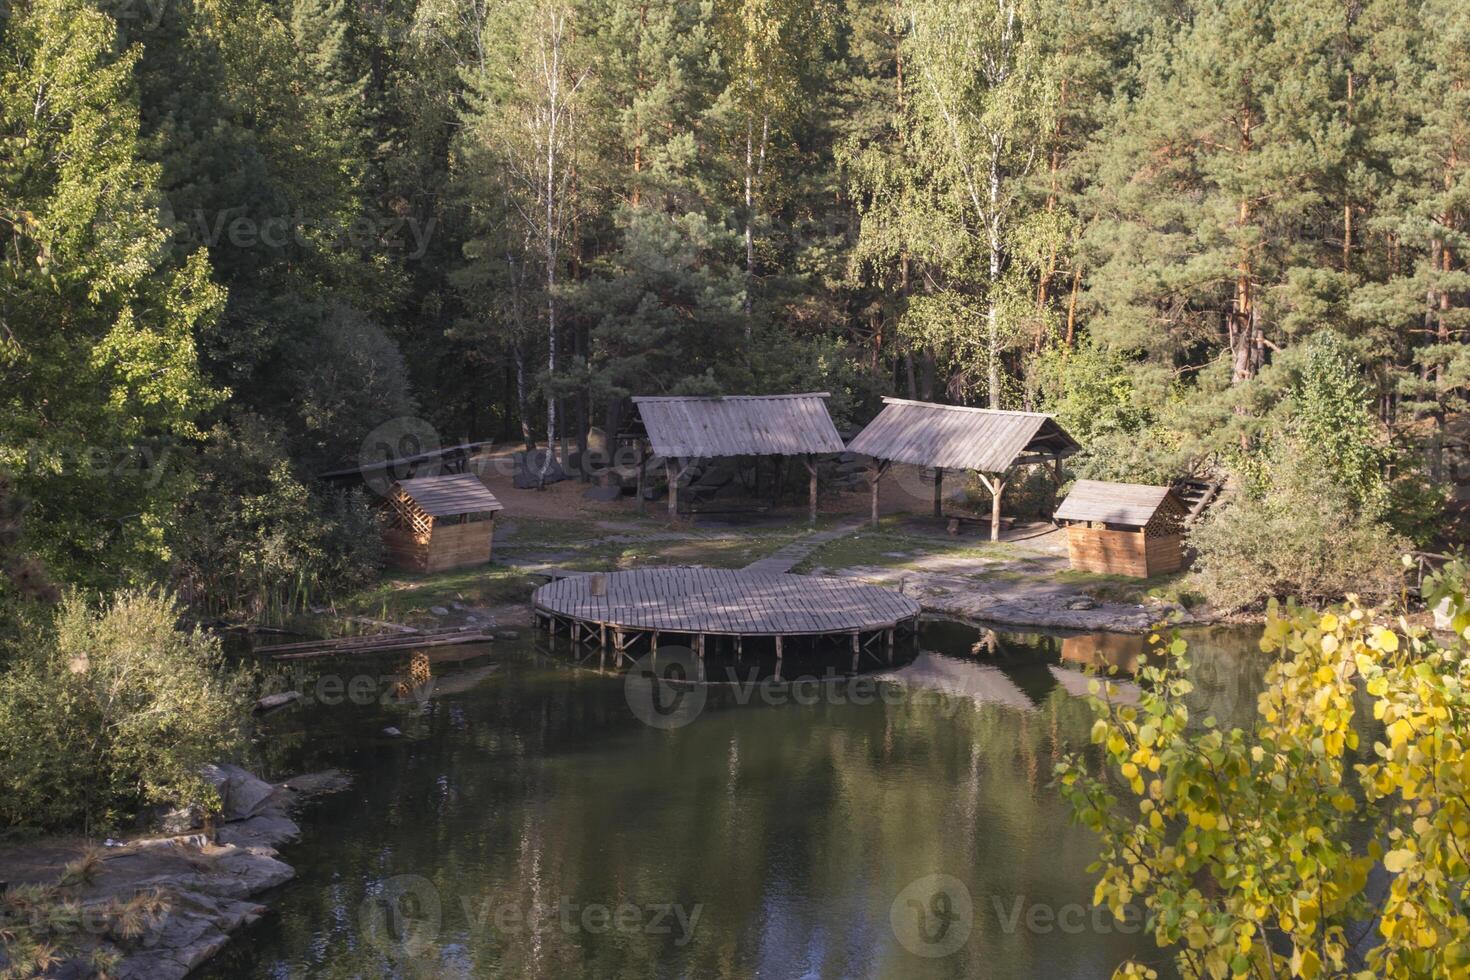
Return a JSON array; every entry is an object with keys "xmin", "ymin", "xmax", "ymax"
[
  {"xmin": 1054, "ymin": 480, "xmax": 1186, "ymax": 577},
  {"xmin": 385, "ymin": 474, "xmax": 504, "ymax": 572}
]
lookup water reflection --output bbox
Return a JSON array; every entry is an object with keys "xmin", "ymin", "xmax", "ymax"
[{"xmin": 204, "ymin": 621, "xmax": 1269, "ymax": 980}]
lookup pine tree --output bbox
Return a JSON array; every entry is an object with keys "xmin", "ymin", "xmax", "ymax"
[{"xmin": 1081, "ymin": 0, "xmax": 1350, "ymax": 450}]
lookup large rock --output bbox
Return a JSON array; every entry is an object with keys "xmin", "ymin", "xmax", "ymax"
[
  {"xmin": 201, "ymin": 764, "xmax": 277, "ymax": 821},
  {"xmin": 513, "ymin": 449, "xmax": 568, "ymax": 488}
]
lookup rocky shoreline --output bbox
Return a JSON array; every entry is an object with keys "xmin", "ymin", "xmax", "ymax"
[
  {"xmin": 0, "ymin": 766, "xmax": 348, "ymax": 980},
  {"xmin": 817, "ymin": 561, "xmax": 1207, "ymax": 634}
]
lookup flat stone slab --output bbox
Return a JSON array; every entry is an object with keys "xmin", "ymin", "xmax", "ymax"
[{"xmin": 534, "ymin": 567, "xmax": 920, "ymax": 637}]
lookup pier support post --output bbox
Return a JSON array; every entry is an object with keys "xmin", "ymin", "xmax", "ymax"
[
  {"xmin": 933, "ymin": 467, "xmax": 944, "ymax": 519},
  {"xmin": 851, "ymin": 632, "xmax": 860, "ymax": 672},
  {"xmin": 886, "ymin": 628, "xmax": 895, "ymax": 663}
]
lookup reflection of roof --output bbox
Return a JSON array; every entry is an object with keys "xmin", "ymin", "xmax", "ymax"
[
  {"xmin": 847, "ymin": 398, "xmax": 1079, "ymax": 472},
  {"xmin": 1055, "ymin": 480, "xmax": 1183, "ymax": 527},
  {"xmin": 1048, "ymin": 665, "xmax": 1140, "ymax": 706},
  {"xmin": 875, "ymin": 651, "xmax": 1036, "ymax": 711},
  {"xmin": 630, "ymin": 393, "xmax": 844, "ymax": 458},
  {"xmin": 393, "ymin": 474, "xmax": 504, "ymax": 517}
]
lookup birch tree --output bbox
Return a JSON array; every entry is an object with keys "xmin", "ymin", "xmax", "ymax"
[
  {"xmin": 882, "ymin": 0, "xmax": 1055, "ymax": 406},
  {"xmin": 459, "ymin": 0, "xmax": 588, "ymax": 479},
  {"xmin": 716, "ymin": 0, "xmax": 833, "ymax": 335}
]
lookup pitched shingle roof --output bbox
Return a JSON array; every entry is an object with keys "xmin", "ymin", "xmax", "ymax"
[
  {"xmin": 631, "ymin": 393, "xmax": 844, "ymax": 458},
  {"xmin": 1054, "ymin": 480, "xmax": 1181, "ymax": 527},
  {"xmin": 393, "ymin": 474, "xmax": 504, "ymax": 517},
  {"xmin": 846, "ymin": 398, "xmax": 1079, "ymax": 472}
]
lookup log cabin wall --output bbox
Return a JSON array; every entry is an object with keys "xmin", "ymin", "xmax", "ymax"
[
  {"xmin": 1064, "ymin": 525, "xmax": 1182, "ymax": 577},
  {"xmin": 385, "ymin": 517, "xmax": 495, "ymax": 572}
]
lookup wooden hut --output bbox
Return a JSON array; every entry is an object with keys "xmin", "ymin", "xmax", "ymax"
[
  {"xmin": 846, "ymin": 398, "xmax": 1081, "ymax": 539},
  {"xmin": 628, "ymin": 392, "xmax": 845, "ymax": 526},
  {"xmin": 385, "ymin": 474, "xmax": 504, "ymax": 572},
  {"xmin": 1053, "ymin": 480, "xmax": 1186, "ymax": 577}
]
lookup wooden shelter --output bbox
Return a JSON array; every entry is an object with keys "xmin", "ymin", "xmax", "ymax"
[
  {"xmin": 628, "ymin": 393, "xmax": 845, "ymax": 526},
  {"xmin": 1053, "ymin": 480, "xmax": 1186, "ymax": 578},
  {"xmin": 384, "ymin": 474, "xmax": 504, "ymax": 572},
  {"xmin": 846, "ymin": 398, "xmax": 1081, "ymax": 538}
]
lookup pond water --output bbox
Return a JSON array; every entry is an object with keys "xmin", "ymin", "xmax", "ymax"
[{"xmin": 200, "ymin": 620, "xmax": 1269, "ymax": 980}]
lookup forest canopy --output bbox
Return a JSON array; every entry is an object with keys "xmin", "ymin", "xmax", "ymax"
[{"xmin": 1, "ymin": 0, "xmax": 1467, "ymax": 613}]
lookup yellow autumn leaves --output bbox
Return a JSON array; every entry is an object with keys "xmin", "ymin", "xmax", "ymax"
[{"xmin": 1058, "ymin": 588, "xmax": 1470, "ymax": 979}]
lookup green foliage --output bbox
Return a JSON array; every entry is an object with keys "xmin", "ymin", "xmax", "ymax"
[
  {"xmin": 1188, "ymin": 439, "xmax": 1407, "ymax": 611},
  {"xmin": 1289, "ymin": 332, "xmax": 1388, "ymax": 512},
  {"xmin": 0, "ymin": 0, "xmax": 225, "ymax": 586},
  {"xmin": 1029, "ymin": 341, "xmax": 1186, "ymax": 483},
  {"xmin": 1059, "ymin": 572, "xmax": 1470, "ymax": 978},
  {"xmin": 170, "ymin": 414, "xmax": 383, "ymax": 620},
  {"xmin": 0, "ymin": 591, "xmax": 252, "ymax": 832},
  {"xmin": 283, "ymin": 303, "xmax": 419, "ymax": 467}
]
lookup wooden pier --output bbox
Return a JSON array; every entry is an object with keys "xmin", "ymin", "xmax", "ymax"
[{"xmin": 533, "ymin": 567, "xmax": 922, "ymax": 668}]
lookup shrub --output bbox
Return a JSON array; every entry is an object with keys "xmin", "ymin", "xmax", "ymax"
[
  {"xmin": 171, "ymin": 413, "xmax": 383, "ymax": 619},
  {"xmin": 1188, "ymin": 440, "xmax": 1407, "ymax": 611},
  {"xmin": 0, "ymin": 591, "xmax": 251, "ymax": 832}
]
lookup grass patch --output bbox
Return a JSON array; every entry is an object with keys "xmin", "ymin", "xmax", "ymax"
[
  {"xmin": 1056, "ymin": 569, "xmax": 1202, "ymax": 607},
  {"xmin": 794, "ymin": 520, "xmax": 1024, "ymax": 573},
  {"xmin": 331, "ymin": 564, "xmax": 540, "ymax": 626},
  {"xmin": 496, "ymin": 516, "xmax": 622, "ymax": 548}
]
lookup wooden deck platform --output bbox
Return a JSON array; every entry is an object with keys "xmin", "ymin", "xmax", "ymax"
[{"xmin": 533, "ymin": 567, "xmax": 921, "ymax": 652}]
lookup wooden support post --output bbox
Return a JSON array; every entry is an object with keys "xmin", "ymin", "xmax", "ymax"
[
  {"xmin": 635, "ymin": 443, "xmax": 648, "ymax": 516},
  {"xmin": 1050, "ymin": 455, "xmax": 1063, "ymax": 520},
  {"xmin": 990, "ymin": 473, "xmax": 1007, "ymax": 542},
  {"xmin": 933, "ymin": 467, "xmax": 944, "ymax": 519},
  {"xmin": 665, "ymin": 458, "xmax": 679, "ymax": 520},
  {"xmin": 804, "ymin": 454, "xmax": 819, "ymax": 528},
  {"xmin": 696, "ymin": 634, "xmax": 705, "ymax": 661},
  {"xmin": 614, "ymin": 628, "xmax": 625, "ymax": 665},
  {"xmin": 599, "ymin": 623, "xmax": 607, "ymax": 648},
  {"xmin": 572, "ymin": 622, "xmax": 581, "ymax": 644},
  {"xmin": 651, "ymin": 630, "xmax": 659, "ymax": 655},
  {"xmin": 735, "ymin": 635, "xmax": 743, "ymax": 662},
  {"xmin": 868, "ymin": 459, "xmax": 889, "ymax": 528},
  {"xmin": 975, "ymin": 471, "xmax": 1007, "ymax": 542},
  {"xmin": 851, "ymin": 632, "xmax": 860, "ymax": 672},
  {"xmin": 775, "ymin": 635, "xmax": 784, "ymax": 661},
  {"xmin": 886, "ymin": 628, "xmax": 895, "ymax": 663}
]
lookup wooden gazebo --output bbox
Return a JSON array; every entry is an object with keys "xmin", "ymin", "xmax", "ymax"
[
  {"xmin": 846, "ymin": 398, "xmax": 1081, "ymax": 538},
  {"xmin": 385, "ymin": 474, "xmax": 504, "ymax": 572},
  {"xmin": 627, "ymin": 393, "xmax": 845, "ymax": 526},
  {"xmin": 1053, "ymin": 480, "xmax": 1186, "ymax": 578}
]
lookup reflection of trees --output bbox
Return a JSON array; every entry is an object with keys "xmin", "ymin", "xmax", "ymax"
[{"xmin": 218, "ymin": 629, "xmax": 1266, "ymax": 979}]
